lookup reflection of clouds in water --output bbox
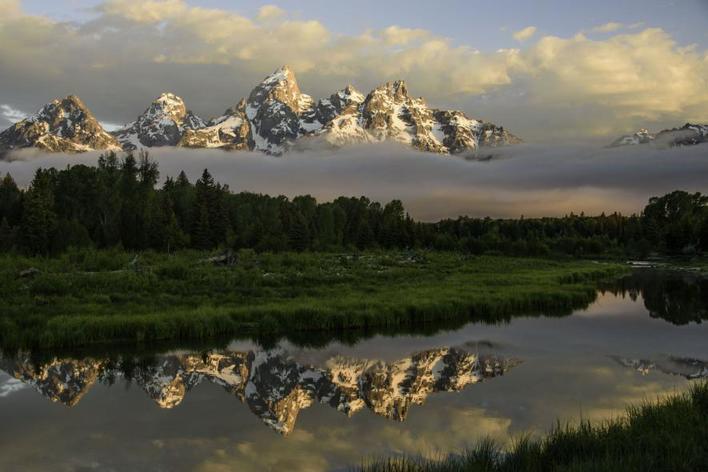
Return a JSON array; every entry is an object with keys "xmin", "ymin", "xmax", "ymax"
[
  {"xmin": 187, "ymin": 407, "xmax": 512, "ymax": 472},
  {"xmin": 574, "ymin": 292, "xmax": 646, "ymax": 318},
  {"xmin": 0, "ymin": 356, "xmax": 692, "ymax": 472},
  {"xmin": 2, "ymin": 142, "xmax": 708, "ymax": 220},
  {"xmin": 0, "ymin": 377, "xmax": 27, "ymax": 398},
  {"xmin": 191, "ymin": 365, "xmax": 683, "ymax": 471},
  {"xmin": 579, "ymin": 379, "xmax": 675, "ymax": 422}
]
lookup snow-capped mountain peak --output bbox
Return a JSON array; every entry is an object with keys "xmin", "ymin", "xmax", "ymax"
[
  {"xmin": 0, "ymin": 66, "xmax": 522, "ymax": 157},
  {"xmin": 609, "ymin": 123, "xmax": 708, "ymax": 148},
  {"xmin": 113, "ymin": 92, "xmax": 206, "ymax": 150},
  {"xmin": 0, "ymin": 95, "xmax": 120, "ymax": 155}
]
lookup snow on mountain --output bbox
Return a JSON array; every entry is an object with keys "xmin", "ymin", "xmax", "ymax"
[
  {"xmin": 180, "ymin": 98, "xmax": 254, "ymax": 150},
  {"xmin": 612, "ymin": 355, "xmax": 708, "ymax": 379},
  {"xmin": 610, "ymin": 123, "xmax": 708, "ymax": 148},
  {"xmin": 245, "ymin": 65, "xmax": 317, "ymax": 155},
  {"xmin": 0, "ymin": 66, "xmax": 522, "ymax": 157},
  {"xmin": 609, "ymin": 128, "xmax": 655, "ymax": 147},
  {"xmin": 113, "ymin": 92, "xmax": 206, "ymax": 150},
  {"xmin": 0, "ymin": 347, "xmax": 519, "ymax": 435},
  {"xmin": 0, "ymin": 96, "xmax": 121, "ymax": 156}
]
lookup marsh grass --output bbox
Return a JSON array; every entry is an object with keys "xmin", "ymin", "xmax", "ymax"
[
  {"xmin": 0, "ymin": 251, "xmax": 625, "ymax": 349},
  {"xmin": 359, "ymin": 382, "xmax": 708, "ymax": 472}
]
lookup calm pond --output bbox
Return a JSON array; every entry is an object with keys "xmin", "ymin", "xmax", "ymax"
[{"xmin": 1, "ymin": 270, "xmax": 707, "ymax": 471}]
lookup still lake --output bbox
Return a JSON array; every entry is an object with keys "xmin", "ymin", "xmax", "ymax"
[{"xmin": 1, "ymin": 270, "xmax": 707, "ymax": 472}]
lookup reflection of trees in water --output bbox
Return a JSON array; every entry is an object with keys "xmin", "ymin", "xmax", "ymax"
[{"xmin": 608, "ymin": 271, "xmax": 708, "ymax": 325}]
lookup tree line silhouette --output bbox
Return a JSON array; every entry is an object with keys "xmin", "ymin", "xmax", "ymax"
[{"xmin": 1, "ymin": 152, "xmax": 706, "ymax": 257}]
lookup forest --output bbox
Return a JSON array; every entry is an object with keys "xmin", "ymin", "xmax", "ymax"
[{"xmin": 0, "ymin": 151, "xmax": 706, "ymax": 258}]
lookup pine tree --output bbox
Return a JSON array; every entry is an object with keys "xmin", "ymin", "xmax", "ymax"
[
  {"xmin": 21, "ymin": 184, "xmax": 57, "ymax": 255},
  {"xmin": 0, "ymin": 217, "xmax": 15, "ymax": 252},
  {"xmin": 288, "ymin": 212, "xmax": 310, "ymax": 251},
  {"xmin": 0, "ymin": 173, "xmax": 21, "ymax": 224},
  {"xmin": 192, "ymin": 169, "xmax": 215, "ymax": 249}
]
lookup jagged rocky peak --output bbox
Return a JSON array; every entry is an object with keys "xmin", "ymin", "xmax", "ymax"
[
  {"xmin": 0, "ymin": 346, "xmax": 519, "ymax": 436},
  {"xmin": 148, "ymin": 92, "xmax": 188, "ymax": 122},
  {"xmin": 180, "ymin": 97, "xmax": 253, "ymax": 151},
  {"xmin": 248, "ymin": 65, "xmax": 313, "ymax": 115},
  {"xmin": 610, "ymin": 128, "xmax": 656, "ymax": 147},
  {"xmin": 0, "ymin": 95, "xmax": 121, "ymax": 155},
  {"xmin": 113, "ymin": 92, "xmax": 206, "ymax": 150},
  {"xmin": 246, "ymin": 65, "xmax": 317, "ymax": 155},
  {"xmin": 0, "ymin": 67, "xmax": 522, "ymax": 157},
  {"xmin": 0, "ymin": 354, "xmax": 105, "ymax": 407},
  {"xmin": 655, "ymin": 123, "xmax": 708, "ymax": 147},
  {"xmin": 610, "ymin": 123, "xmax": 708, "ymax": 148},
  {"xmin": 314, "ymin": 85, "xmax": 366, "ymax": 125}
]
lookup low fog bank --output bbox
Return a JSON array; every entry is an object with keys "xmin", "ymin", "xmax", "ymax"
[{"xmin": 2, "ymin": 142, "xmax": 707, "ymax": 221}]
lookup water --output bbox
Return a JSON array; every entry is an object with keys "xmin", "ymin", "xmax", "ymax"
[{"xmin": 1, "ymin": 270, "xmax": 707, "ymax": 472}]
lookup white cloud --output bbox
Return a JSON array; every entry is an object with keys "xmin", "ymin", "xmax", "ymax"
[
  {"xmin": 99, "ymin": 0, "xmax": 186, "ymax": 23},
  {"xmin": 513, "ymin": 26, "xmax": 537, "ymax": 42},
  {"xmin": 98, "ymin": 121, "xmax": 122, "ymax": 131},
  {"xmin": 0, "ymin": 2, "xmax": 706, "ymax": 140},
  {"xmin": 0, "ymin": 104, "xmax": 27, "ymax": 123},
  {"xmin": 524, "ymin": 28, "xmax": 708, "ymax": 121},
  {"xmin": 591, "ymin": 22, "xmax": 624, "ymax": 33},
  {"xmin": 256, "ymin": 5, "xmax": 286, "ymax": 22},
  {"xmin": 0, "ymin": 378, "xmax": 27, "ymax": 398},
  {"xmin": 3, "ymin": 143, "xmax": 707, "ymax": 220}
]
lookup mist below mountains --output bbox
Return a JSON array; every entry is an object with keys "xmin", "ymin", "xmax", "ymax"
[{"xmin": 1, "ymin": 141, "xmax": 707, "ymax": 220}]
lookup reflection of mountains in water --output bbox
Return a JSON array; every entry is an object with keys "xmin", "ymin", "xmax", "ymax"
[
  {"xmin": 611, "ymin": 355, "xmax": 708, "ymax": 380},
  {"xmin": 604, "ymin": 270, "xmax": 708, "ymax": 325},
  {"xmin": 0, "ymin": 347, "xmax": 519, "ymax": 435}
]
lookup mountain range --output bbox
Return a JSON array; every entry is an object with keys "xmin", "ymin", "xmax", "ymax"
[
  {"xmin": 0, "ymin": 347, "xmax": 518, "ymax": 435},
  {"xmin": 609, "ymin": 123, "xmax": 708, "ymax": 148},
  {"xmin": 0, "ymin": 66, "xmax": 521, "ymax": 157}
]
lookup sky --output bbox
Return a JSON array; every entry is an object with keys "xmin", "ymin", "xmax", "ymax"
[{"xmin": 1, "ymin": 0, "xmax": 708, "ymax": 141}]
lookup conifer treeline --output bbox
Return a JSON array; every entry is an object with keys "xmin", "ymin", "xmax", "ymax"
[{"xmin": 0, "ymin": 152, "xmax": 706, "ymax": 257}]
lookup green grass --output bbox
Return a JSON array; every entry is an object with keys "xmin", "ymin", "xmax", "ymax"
[
  {"xmin": 0, "ymin": 249, "xmax": 626, "ymax": 349},
  {"xmin": 359, "ymin": 382, "xmax": 708, "ymax": 472}
]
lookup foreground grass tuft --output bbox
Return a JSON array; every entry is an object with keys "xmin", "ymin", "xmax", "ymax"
[
  {"xmin": 359, "ymin": 382, "xmax": 708, "ymax": 472},
  {"xmin": 0, "ymin": 250, "xmax": 625, "ymax": 349}
]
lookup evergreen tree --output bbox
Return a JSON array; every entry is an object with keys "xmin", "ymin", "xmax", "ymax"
[
  {"xmin": 0, "ymin": 217, "xmax": 15, "ymax": 252},
  {"xmin": 21, "ymin": 179, "xmax": 57, "ymax": 255},
  {"xmin": 192, "ymin": 169, "xmax": 216, "ymax": 249},
  {"xmin": 0, "ymin": 173, "xmax": 21, "ymax": 224},
  {"xmin": 288, "ymin": 212, "xmax": 310, "ymax": 251}
]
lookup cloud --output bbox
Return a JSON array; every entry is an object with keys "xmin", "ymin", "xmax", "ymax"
[
  {"xmin": 2, "ymin": 143, "xmax": 707, "ymax": 220},
  {"xmin": 0, "ymin": 104, "xmax": 27, "ymax": 124},
  {"xmin": 381, "ymin": 26, "xmax": 431, "ymax": 46},
  {"xmin": 0, "ymin": 0, "xmax": 21, "ymax": 18},
  {"xmin": 99, "ymin": 0, "xmax": 187, "ymax": 23},
  {"xmin": 513, "ymin": 26, "xmax": 537, "ymax": 42},
  {"xmin": 98, "ymin": 121, "xmax": 123, "ymax": 132},
  {"xmin": 524, "ymin": 29, "xmax": 708, "ymax": 122},
  {"xmin": 0, "ymin": 2, "xmax": 706, "ymax": 141},
  {"xmin": 0, "ymin": 377, "xmax": 27, "ymax": 398},
  {"xmin": 590, "ymin": 22, "xmax": 624, "ymax": 33},
  {"xmin": 256, "ymin": 5, "xmax": 286, "ymax": 22}
]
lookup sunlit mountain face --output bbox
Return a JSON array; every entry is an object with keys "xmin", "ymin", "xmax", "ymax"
[
  {"xmin": 1, "ymin": 2, "xmax": 708, "ymax": 472},
  {"xmin": 0, "ymin": 66, "xmax": 521, "ymax": 157},
  {"xmin": 0, "ymin": 347, "xmax": 519, "ymax": 435}
]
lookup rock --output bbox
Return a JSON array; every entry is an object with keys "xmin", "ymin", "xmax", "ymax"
[
  {"xmin": 18, "ymin": 267, "xmax": 41, "ymax": 278},
  {"xmin": 609, "ymin": 123, "xmax": 708, "ymax": 148},
  {"xmin": 112, "ymin": 92, "xmax": 207, "ymax": 150},
  {"xmin": 0, "ymin": 96, "xmax": 121, "ymax": 155},
  {"xmin": 1, "ymin": 66, "xmax": 522, "ymax": 157}
]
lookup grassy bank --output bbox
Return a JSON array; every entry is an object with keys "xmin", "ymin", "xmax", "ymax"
[
  {"xmin": 0, "ymin": 250, "xmax": 625, "ymax": 349},
  {"xmin": 360, "ymin": 382, "xmax": 708, "ymax": 472}
]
